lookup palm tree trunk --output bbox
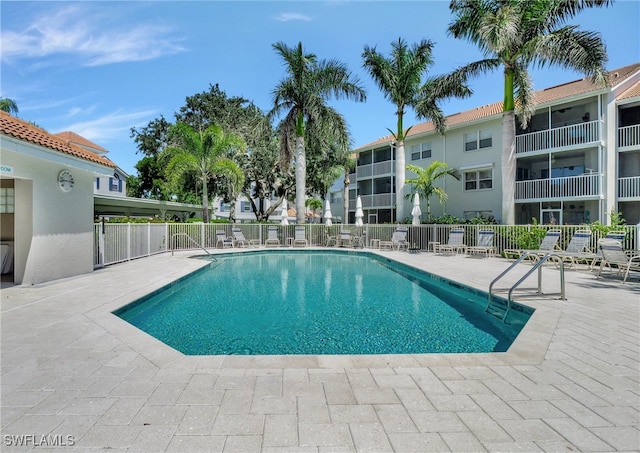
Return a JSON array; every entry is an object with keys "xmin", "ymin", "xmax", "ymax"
[
  {"xmin": 502, "ymin": 111, "xmax": 516, "ymax": 225},
  {"xmin": 295, "ymin": 136, "xmax": 306, "ymax": 224},
  {"xmin": 201, "ymin": 178, "xmax": 209, "ymax": 223},
  {"xmin": 395, "ymin": 141, "xmax": 406, "ymax": 222},
  {"xmin": 229, "ymin": 200, "xmax": 236, "ymax": 223}
]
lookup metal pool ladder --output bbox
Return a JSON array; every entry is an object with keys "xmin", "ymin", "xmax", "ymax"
[
  {"xmin": 170, "ymin": 233, "xmax": 217, "ymax": 261},
  {"xmin": 487, "ymin": 252, "xmax": 566, "ymax": 322}
]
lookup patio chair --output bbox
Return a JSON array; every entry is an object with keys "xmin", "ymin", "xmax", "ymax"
[
  {"xmin": 215, "ymin": 230, "xmax": 233, "ymax": 248},
  {"xmin": 591, "ymin": 230, "xmax": 627, "ymax": 268},
  {"xmin": 435, "ymin": 228, "xmax": 467, "ymax": 255},
  {"xmin": 504, "ymin": 229, "xmax": 562, "ymax": 261},
  {"xmin": 597, "ymin": 238, "xmax": 640, "ymax": 283},
  {"xmin": 232, "ymin": 227, "xmax": 260, "ymax": 248},
  {"xmin": 466, "ymin": 229, "xmax": 496, "ymax": 257},
  {"xmin": 553, "ymin": 229, "xmax": 597, "ymax": 269},
  {"xmin": 339, "ymin": 230, "xmax": 352, "ymax": 247},
  {"xmin": 293, "ymin": 226, "xmax": 308, "ymax": 247},
  {"xmin": 265, "ymin": 226, "xmax": 280, "ymax": 248},
  {"xmin": 380, "ymin": 227, "xmax": 408, "ymax": 251}
]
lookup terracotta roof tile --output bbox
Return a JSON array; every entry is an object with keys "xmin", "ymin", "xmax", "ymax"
[
  {"xmin": 356, "ymin": 63, "xmax": 640, "ymax": 151},
  {"xmin": 53, "ymin": 131, "xmax": 108, "ymax": 154},
  {"xmin": 0, "ymin": 111, "xmax": 115, "ymax": 168}
]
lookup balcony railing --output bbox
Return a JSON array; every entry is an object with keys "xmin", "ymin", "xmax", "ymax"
[
  {"xmin": 358, "ymin": 193, "xmax": 393, "ymax": 208},
  {"xmin": 516, "ymin": 120, "xmax": 600, "ymax": 154},
  {"xmin": 618, "ymin": 124, "xmax": 640, "ymax": 149},
  {"xmin": 618, "ymin": 176, "xmax": 640, "ymax": 199},
  {"xmin": 515, "ymin": 173, "xmax": 600, "ymax": 200}
]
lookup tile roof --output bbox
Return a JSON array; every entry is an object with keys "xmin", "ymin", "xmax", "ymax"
[
  {"xmin": 53, "ymin": 131, "xmax": 108, "ymax": 154},
  {"xmin": 356, "ymin": 63, "xmax": 640, "ymax": 151},
  {"xmin": 0, "ymin": 111, "xmax": 115, "ymax": 168},
  {"xmin": 617, "ymin": 80, "xmax": 640, "ymax": 100}
]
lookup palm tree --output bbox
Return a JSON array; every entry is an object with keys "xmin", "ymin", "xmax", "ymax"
[
  {"xmin": 0, "ymin": 98, "xmax": 18, "ymax": 115},
  {"xmin": 448, "ymin": 0, "xmax": 611, "ymax": 224},
  {"xmin": 362, "ymin": 38, "xmax": 471, "ymax": 222},
  {"xmin": 406, "ymin": 161, "xmax": 460, "ymax": 221},
  {"xmin": 267, "ymin": 41, "xmax": 366, "ymax": 224},
  {"xmin": 164, "ymin": 122, "xmax": 245, "ymax": 222}
]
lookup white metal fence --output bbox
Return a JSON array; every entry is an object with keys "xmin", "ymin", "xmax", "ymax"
[{"xmin": 94, "ymin": 222, "xmax": 640, "ymax": 268}]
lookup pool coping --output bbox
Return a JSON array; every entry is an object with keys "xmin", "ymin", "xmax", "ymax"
[{"xmin": 86, "ymin": 248, "xmax": 561, "ymax": 369}]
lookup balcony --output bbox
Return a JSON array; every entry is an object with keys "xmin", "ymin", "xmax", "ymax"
[
  {"xmin": 516, "ymin": 120, "xmax": 600, "ymax": 154},
  {"xmin": 618, "ymin": 176, "xmax": 640, "ymax": 199},
  {"xmin": 359, "ymin": 193, "xmax": 393, "ymax": 208},
  {"xmin": 515, "ymin": 174, "xmax": 600, "ymax": 201},
  {"xmin": 618, "ymin": 124, "xmax": 640, "ymax": 149},
  {"xmin": 357, "ymin": 161, "xmax": 392, "ymax": 179}
]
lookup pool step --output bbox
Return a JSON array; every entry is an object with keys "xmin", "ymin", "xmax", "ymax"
[{"xmin": 485, "ymin": 297, "xmax": 508, "ymax": 320}]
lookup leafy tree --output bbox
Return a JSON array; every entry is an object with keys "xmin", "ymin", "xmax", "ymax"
[
  {"xmin": 362, "ymin": 38, "xmax": 471, "ymax": 221},
  {"xmin": 405, "ymin": 161, "xmax": 460, "ymax": 220},
  {"xmin": 0, "ymin": 98, "xmax": 18, "ymax": 115},
  {"xmin": 448, "ymin": 0, "xmax": 611, "ymax": 224},
  {"xmin": 163, "ymin": 123, "xmax": 246, "ymax": 222},
  {"xmin": 267, "ymin": 41, "xmax": 366, "ymax": 223}
]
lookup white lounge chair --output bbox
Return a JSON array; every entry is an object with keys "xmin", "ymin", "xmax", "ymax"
[
  {"xmin": 293, "ymin": 226, "xmax": 308, "ymax": 247},
  {"xmin": 436, "ymin": 228, "xmax": 467, "ymax": 255},
  {"xmin": 553, "ymin": 229, "xmax": 596, "ymax": 269},
  {"xmin": 265, "ymin": 226, "xmax": 280, "ymax": 248},
  {"xmin": 232, "ymin": 227, "xmax": 260, "ymax": 248},
  {"xmin": 380, "ymin": 227, "xmax": 408, "ymax": 251},
  {"xmin": 504, "ymin": 229, "xmax": 562, "ymax": 261},
  {"xmin": 597, "ymin": 238, "xmax": 640, "ymax": 283},
  {"xmin": 215, "ymin": 230, "xmax": 233, "ymax": 248},
  {"xmin": 339, "ymin": 230, "xmax": 352, "ymax": 247},
  {"xmin": 466, "ymin": 229, "xmax": 495, "ymax": 257}
]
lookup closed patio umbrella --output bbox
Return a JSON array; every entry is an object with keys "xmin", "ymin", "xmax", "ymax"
[
  {"xmin": 280, "ymin": 199, "xmax": 289, "ymax": 225},
  {"xmin": 411, "ymin": 193, "xmax": 422, "ymax": 226},
  {"xmin": 355, "ymin": 196, "xmax": 364, "ymax": 226},
  {"xmin": 324, "ymin": 199, "xmax": 333, "ymax": 226}
]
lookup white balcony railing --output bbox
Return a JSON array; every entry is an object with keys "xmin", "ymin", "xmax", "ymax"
[
  {"xmin": 515, "ymin": 174, "xmax": 600, "ymax": 200},
  {"xmin": 618, "ymin": 176, "xmax": 640, "ymax": 199},
  {"xmin": 516, "ymin": 120, "xmax": 600, "ymax": 154},
  {"xmin": 618, "ymin": 124, "xmax": 640, "ymax": 149}
]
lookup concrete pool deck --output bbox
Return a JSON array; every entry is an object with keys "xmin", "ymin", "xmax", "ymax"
[{"xmin": 1, "ymin": 248, "xmax": 638, "ymax": 452}]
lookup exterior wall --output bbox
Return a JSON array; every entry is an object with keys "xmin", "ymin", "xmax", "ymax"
[{"xmin": 1, "ymin": 142, "xmax": 107, "ymax": 285}]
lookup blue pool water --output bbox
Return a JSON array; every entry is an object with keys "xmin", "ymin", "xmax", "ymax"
[{"xmin": 114, "ymin": 251, "xmax": 533, "ymax": 355}]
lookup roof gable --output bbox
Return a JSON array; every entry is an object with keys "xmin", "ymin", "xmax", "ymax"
[
  {"xmin": 53, "ymin": 131, "xmax": 108, "ymax": 154},
  {"xmin": 0, "ymin": 112, "xmax": 115, "ymax": 168}
]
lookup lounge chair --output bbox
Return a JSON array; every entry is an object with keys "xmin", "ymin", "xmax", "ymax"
[
  {"xmin": 265, "ymin": 226, "xmax": 281, "ymax": 248},
  {"xmin": 436, "ymin": 228, "xmax": 467, "ymax": 255},
  {"xmin": 597, "ymin": 238, "xmax": 640, "ymax": 283},
  {"xmin": 339, "ymin": 230, "xmax": 352, "ymax": 247},
  {"xmin": 466, "ymin": 229, "xmax": 495, "ymax": 257},
  {"xmin": 553, "ymin": 229, "xmax": 597, "ymax": 269},
  {"xmin": 232, "ymin": 227, "xmax": 260, "ymax": 248},
  {"xmin": 504, "ymin": 229, "xmax": 562, "ymax": 261},
  {"xmin": 215, "ymin": 230, "xmax": 233, "ymax": 248},
  {"xmin": 380, "ymin": 227, "xmax": 408, "ymax": 251},
  {"xmin": 293, "ymin": 226, "xmax": 308, "ymax": 247}
]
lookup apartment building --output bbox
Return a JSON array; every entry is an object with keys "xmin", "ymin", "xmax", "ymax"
[{"xmin": 340, "ymin": 63, "xmax": 640, "ymax": 226}]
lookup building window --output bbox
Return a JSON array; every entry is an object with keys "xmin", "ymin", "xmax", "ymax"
[
  {"xmin": 410, "ymin": 142, "xmax": 432, "ymax": 161},
  {"xmin": 0, "ymin": 188, "xmax": 14, "ymax": 213},
  {"xmin": 109, "ymin": 177, "xmax": 122, "ymax": 192},
  {"xmin": 220, "ymin": 202, "xmax": 230, "ymax": 212},
  {"xmin": 240, "ymin": 201, "xmax": 252, "ymax": 212},
  {"xmin": 464, "ymin": 130, "xmax": 492, "ymax": 151},
  {"xmin": 464, "ymin": 168, "xmax": 493, "ymax": 191}
]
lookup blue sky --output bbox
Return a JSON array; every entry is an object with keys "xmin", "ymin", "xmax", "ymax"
[{"xmin": 2, "ymin": 1, "xmax": 639, "ymax": 175}]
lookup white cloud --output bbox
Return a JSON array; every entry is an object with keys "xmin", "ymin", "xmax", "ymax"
[
  {"xmin": 275, "ymin": 13, "xmax": 313, "ymax": 22},
  {"xmin": 1, "ymin": 4, "xmax": 186, "ymax": 66},
  {"xmin": 58, "ymin": 109, "xmax": 157, "ymax": 143}
]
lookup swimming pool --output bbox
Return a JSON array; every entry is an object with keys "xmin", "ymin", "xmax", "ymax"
[{"xmin": 114, "ymin": 250, "xmax": 533, "ymax": 355}]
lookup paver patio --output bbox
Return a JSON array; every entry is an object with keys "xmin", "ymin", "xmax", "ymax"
[{"xmin": 1, "ymin": 248, "xmax": 638, "ymax": 452}]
